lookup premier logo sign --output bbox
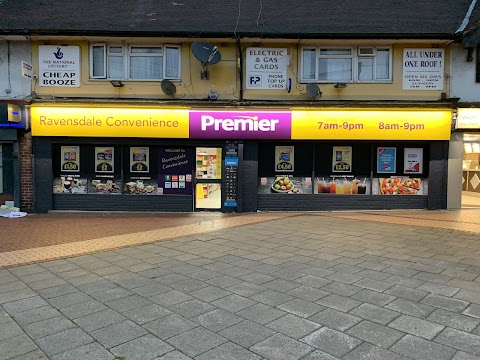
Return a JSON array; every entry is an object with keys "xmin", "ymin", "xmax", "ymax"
[
  {"xmin": 200, "ymin": 115, "xmax": 280, "ymax": 132},
  {"xmin": 190, "ymin": 111, "xmax": 291, "ymax": 139}
]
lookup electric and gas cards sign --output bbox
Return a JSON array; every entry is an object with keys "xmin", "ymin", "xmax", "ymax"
[
  {"xmin": 39, "ymin": 45, "xmax": 80, "ymax": 87},
  {"xmin": 189, "ymin": 111, "xmax": 292, "ymax": 139}
]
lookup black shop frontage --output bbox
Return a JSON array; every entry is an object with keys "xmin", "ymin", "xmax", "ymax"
[{"xmin": 30, "ymin": 105, "xmax": 452, "ymax": 213}]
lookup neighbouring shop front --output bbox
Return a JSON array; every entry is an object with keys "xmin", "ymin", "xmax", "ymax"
[
  {"xmin": 452, "ymin": 108, "xmax": 480, "ymax": 208},
  {"xmin": 0, "ymin": 103, "xmax": 24, "ymax": 208},
  {"xmin": 30, "ymin": 105, "xmax": 451, "ymax": 213}
]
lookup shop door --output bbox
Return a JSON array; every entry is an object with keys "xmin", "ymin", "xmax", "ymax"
[{"xmin": 194, "ymin": 147, "xmax": 222, "ymax": 210}]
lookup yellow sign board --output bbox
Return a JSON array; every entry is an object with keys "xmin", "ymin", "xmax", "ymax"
[
  {"xmin": 291, "ymin": 109, "xmax": 452, "ymax": 140},
  {"xmin": 30, "ymin": 106, "xmax": 189, "ymax": 138},
  {"xmin": 31, "ymin": 106, "xmax": 452, "ymax": 141}
]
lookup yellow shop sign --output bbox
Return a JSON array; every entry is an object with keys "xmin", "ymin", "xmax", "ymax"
[
  {"xmin": 291, "ymin": 109, "xmax": 452, "ymax": 140},
  {"xmin": 30, "ymin": 106, "xmax": 189, "ymax": 138}
]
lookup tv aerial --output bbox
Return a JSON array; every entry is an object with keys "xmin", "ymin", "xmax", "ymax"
[
  {"xmin": 306, "ymin": 83, "xmax": 322, "ymax": 99},
  {"xmin": 161, "ymin": 79, "xmax": 177, "ymax": 96},
  {"xmin": 191, "ymin": 41, "xmax": 221, "ymax": 80}
]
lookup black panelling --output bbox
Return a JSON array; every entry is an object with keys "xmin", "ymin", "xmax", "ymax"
[
  {"xmin": 242, "ymin": 141, "xmax": 258, "ymax": 212},
  {"xmin": 1, "ymin": 143, "xmax": 14, "ymax": 194},
  {"xmin": 33, "ymin": 137, "xmax": 53, "ymax": 213},
  {"xmin": 428, "ymin": 141, "xmax": 448, "ymax": 210},
  {"xmin": 53, "ymin": 194, "xmax": 193, "ymax": 212},
  {"xmin": 258, "ymin": 194, "xmax": 428, "ymax": 211}
]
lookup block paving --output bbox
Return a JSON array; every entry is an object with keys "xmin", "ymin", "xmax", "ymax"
[{"xmin": 0, "ymin": 209, "xmax": 480, "ymax": 359}]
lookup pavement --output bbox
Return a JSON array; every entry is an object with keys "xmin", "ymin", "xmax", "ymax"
[{"xmin": 0, "ymin": 209, "xmax": 480, "ymax": 359}]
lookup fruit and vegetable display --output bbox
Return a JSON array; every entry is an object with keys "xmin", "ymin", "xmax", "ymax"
[{"xmin": 271, "ymin": 176, "xmax": 300, "ymax": 193}]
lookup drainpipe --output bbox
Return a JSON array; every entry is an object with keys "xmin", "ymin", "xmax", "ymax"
[{"xmin": 236, "ymin": 36, "xmax": 244, "ymax": 101}]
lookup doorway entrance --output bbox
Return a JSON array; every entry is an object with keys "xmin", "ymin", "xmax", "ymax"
[
  {"xmin": 462, "ymin": 133, "xmax": 480, "ymax": 208},
  {"xmin": 194, "ymin": 147, "xmax": 222, "ymax": 210}
]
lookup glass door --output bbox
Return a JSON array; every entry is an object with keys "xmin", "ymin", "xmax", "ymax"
[{"xmin": 195, "ymin": 147, "xmax": 222, "ymax": 210}]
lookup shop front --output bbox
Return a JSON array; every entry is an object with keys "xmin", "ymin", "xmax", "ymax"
[
  {"xmin": 451, "ymin": 108, "xmax": 480, "ymax": 208},
  {"xmin": 30, "ymin": 105, "xmax": 451, "ymax": 213},
  {"xmin": 0, "ymin": 104, "xmax": 24, "ymax": 208},
  {"xmin": 250, "ymin": 109, "xmax": 451, "ymax": 211},
  {"xmin": 30, "ymin": 106, "xmax": 241, "ymax": 213}
]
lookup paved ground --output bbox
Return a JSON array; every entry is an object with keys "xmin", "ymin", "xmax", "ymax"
[{"xmin": 1, "ymin": 210, "xmax": 480, "ymax": 359}]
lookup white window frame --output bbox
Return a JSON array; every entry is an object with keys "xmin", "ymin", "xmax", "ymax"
[
  {"xmin": 89, "ymin": 43, "xmax": 181, "ymax": 81},
  {"xmin": 300, "ymin": 45, "xmax": 392, "ymax": 83}
]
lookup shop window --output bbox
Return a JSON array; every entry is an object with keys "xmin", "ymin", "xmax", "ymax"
[
  {"xmin": 90, "ymin": 44, "xmax": 181, "ymax": 81},
  {"xmin": 301, "ymin": 46, "xmax": 392, "ymax": 83},
  {"xmin": 257, "ymin": 142, "xmax": 428, "ymax": 196},
  {"xmin": 52, "ymin": 145, "xmax": 194, "ymax": 196},
  {"xmin": 258, "ymin": 143, "xmax": 313, "ymax": 195},
  {"xmin": 0, "ymin": 144, "xmax": 13, "ymax": 194}
]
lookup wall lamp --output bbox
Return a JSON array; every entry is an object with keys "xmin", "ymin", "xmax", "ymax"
[
  {"xmin": 110, "ymin": 80, "xmax": 124, "ymax": 87},
  {"xmin": 334, "ymin": 83, "xmax": 348, "ymax": 89}
]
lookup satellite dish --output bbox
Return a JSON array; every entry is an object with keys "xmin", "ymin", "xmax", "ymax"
[
  {"xmin": 192, "ymin": 42, "xmax": 221, "ymax": 65},
  {"xmin": 306, "ymin": 83, "xmax": 321, "ymax": 98},
  {"xmin": 192, "ymin": 42, "xmax": 221, "ymax": 79},
  {"xmin": 161, "ymin": 79, "xmax": 177, "ymax": 96}
]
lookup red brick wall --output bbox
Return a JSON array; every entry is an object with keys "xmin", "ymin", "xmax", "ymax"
[{"xmin": 19, "ymin": 132, "xmax": 33, "ymax": 212}]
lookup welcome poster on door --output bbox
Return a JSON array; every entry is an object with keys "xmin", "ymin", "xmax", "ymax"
[{"xmin": 158, "ymin": 148, "xmax": 193, "ymax": 195}]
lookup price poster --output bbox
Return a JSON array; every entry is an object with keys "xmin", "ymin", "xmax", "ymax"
[
  {"xmin": 130, "ymin": 147, "xmax": 149, "ymax": 173},
  {"xmin": 377, "ymin": 147, "xmax": 396, "ymax": 173},
  {"xmin": 61, "ymin": 146, "xmax": 80, "ymax": 172},
  {"xmin": 404, "ymin": 148, "xmax": 423, "ymax": 174},
  {"xmin": 275, "ymin": 146, "xmax": 294, "ymax": 172},
  {"xmin": 332, "ymin": 146, "xmax": 352, "ymax": 173},
  {"xmin": 95, "ymin": 147, "xmax": 114, "ymax": 173}
]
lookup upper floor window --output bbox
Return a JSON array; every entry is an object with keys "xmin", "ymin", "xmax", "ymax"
[
  {"xmin": 90, "ymin": 44, "xmax": 181, "ymax": 81},
  {"xmin": 301, "ymin": 46, "xmax": 392, "ymax": 83}
]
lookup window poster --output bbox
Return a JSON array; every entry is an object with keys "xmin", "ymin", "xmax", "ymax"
[
  {"xmin": 158, "ymin": 148, "xmax": 193, "ymax": 195},
  {"xmin": 332, "ymin": 146, "xmax": 352, "ymax": 172},
  {"xmin": 130, "ymin": 147, "xmax": 149, "ymax": 173},
  {"xmin": 275, "ymin": 146, "xmax": 294, "ymax": 172},
  {"xmin": 377, "ymin": 177, "xmax": 424, "ymax": 195},
  {"xmin": 377, "ymin": 147, "xmax": 396, "ymax": 173},
  {"xmin": 404, "ymin": 148, "xmax": 423, "ymax": 174},
  {"xmin": 61, "ymin": 146, "xmax": 80, "ymax": 172},
  {"xmin": 95, "ymin": 147, "xmax": 114, "ymax": 173}
]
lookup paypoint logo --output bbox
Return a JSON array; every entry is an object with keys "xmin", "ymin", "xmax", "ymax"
[{"xmin": 189, "ymin": 111, "xmax": 292, "ymax": 139}]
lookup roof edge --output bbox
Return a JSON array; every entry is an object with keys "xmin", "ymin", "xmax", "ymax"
[{"xmin": 0, "ymin": 29, "xmax": 462, "ymax": 40}]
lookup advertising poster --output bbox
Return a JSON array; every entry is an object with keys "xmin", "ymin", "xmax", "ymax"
[
  {"xmin": 61, "ymin": 146, "xmax": 80, "ymax": 172},
  {"xmin": 257, "ymin": 176, "xmax": 310, "ymax": 194},
  {"xmin": 246, "ymin": 48, "xmax": 288, "ymax": 90},
  {"xmin": 404, "ymin": 148, "xmax": 423, "ymax": 174},
  {"xmin": 332, "ymin": 146, "xmax": 352, "ymax": 172},
  {"xmin": 377, "ymin": 177, "xmax": 424, "ymax": 195},
  {"xmin": 377, "ymin": 147, "xmax": 396, "ymax": 173},
  {"xmin": 158, "ymin": 148, "xmax": 193, "ymax": 195},
  {"xmin": 402, "ymin": 48, "xmax": 444, "ymax": 90},
  {"xmin": 130, "ymin": 147, "xmax": 149, "ymax": 173},
  {"xmin": 95, "ymin": 147, "xmax": 114, "ymax": 173},
  {"xmin": 275, "ymin": 146, "xmax": 294, "ymax": 172},
  {"xmin": 39, "ymin": 45, "xmax": 80, "ymax": 87},
  {"xmin": 53, "ymin": 175, "xmax": 87, "ymax": 194},
  {"xmin": 315, "ymin": 176, "xmax": 370, "ymax": 195}
]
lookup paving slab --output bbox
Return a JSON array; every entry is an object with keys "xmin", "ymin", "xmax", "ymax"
[{"xmin": 2, "ymin": 211, "xmax": 480, "ymax": 360}]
